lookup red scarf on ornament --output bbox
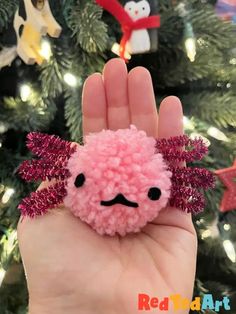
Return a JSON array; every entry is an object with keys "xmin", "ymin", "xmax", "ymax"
[{"xmin": 96, "ymin": 0, "xmax": 160, "ymax": 61}]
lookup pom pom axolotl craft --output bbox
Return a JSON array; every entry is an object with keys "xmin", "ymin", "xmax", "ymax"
[{"xmin": 18, "ymin": 126, "xmax": 215, "ymax": 236}]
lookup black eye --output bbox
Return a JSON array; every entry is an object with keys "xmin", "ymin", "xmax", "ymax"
[
  {"xmin": 74, "ymin": 173, "xmax": 86, "ymax": 188},
  {"xmin": 142, "ymin": 7, "xmax": 145, "ymax": 10},
  {"xmin": 148, "ymin": 187, "xmax": 161, "ymax": 201}
]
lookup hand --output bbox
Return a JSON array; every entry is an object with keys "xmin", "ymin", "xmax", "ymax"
[{"xmin": 17, "ymin": 59, "xmax": 197, "ymax": 314}]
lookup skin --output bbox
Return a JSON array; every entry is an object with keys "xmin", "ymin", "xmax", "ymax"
[{"xmin": 18, "ymin": 59, "xmax": 197, "ymax": 314}]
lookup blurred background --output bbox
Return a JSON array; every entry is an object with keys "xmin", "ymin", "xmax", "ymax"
[{"xmin": 0, "ymin": 0, "xmax": 236, "ymax": 313}]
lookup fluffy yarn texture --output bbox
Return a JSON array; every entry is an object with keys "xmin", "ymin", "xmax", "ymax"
[{"xmin": 64, "ymin": 126, "xmax": 172, "ymax": 236}]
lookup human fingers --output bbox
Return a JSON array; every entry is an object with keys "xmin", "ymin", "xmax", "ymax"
[
  {"xmin": 103, "ymin": 58, "xmax": 130, "ymax": 130},
  {"xmin": 157, "ymin": 96, "xmax": 194, "ymax": 224},
  {"xmin": 158, "ymin": 96, "xmax": 183, "ymax": 139},
  {"xmin": 128, "ymin": 67, "xmax": 158, "ymax": 137},
  {"xmin": 82, "ymin": 73, "xmax": 107, "ymax": 136}
]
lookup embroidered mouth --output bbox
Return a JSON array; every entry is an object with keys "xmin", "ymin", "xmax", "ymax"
[{"xmin": 101, "ymin": 193, "xmax": 139, "ymax": 208}]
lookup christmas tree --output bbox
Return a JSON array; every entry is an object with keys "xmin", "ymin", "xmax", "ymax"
[{"xmin": 0, "ymin": 0, "xmax": 236, "ymax": 313}]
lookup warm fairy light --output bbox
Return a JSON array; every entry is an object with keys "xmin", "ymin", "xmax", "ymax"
[
  {"xmin": 207, "ymin": 127, "xmax": 230, "ymax": 142},
  {"xmin": 2, "ymin": 188, "xmax": 15, "ymax": 204},
  {"xmin": 201, "ymin": 229, "xmax": 211, "ymax": 239},
  {"xmin": 111, "ymin": 43, "xmax": 131, "ymax": 60},
  {"xmin": 6, "ymin": 230, "xmax": 17, "ymax": 255},
  {"xmin": 0, "ymin": 123, "xmax": 8, "ymax": 134},
  {"xmin": 0, "ymin": 269, "xmax": 6, "ymax": 287},
  {"xmin": 223, "ymin": 240, "xmax": 236, "ymax": 263},
  {"xmin": 197, "ymin": 37, "xmax": 207, "ymax": 47},
  {"xmin": 229, "ymin": 58, "xmax": 236, "ymax": 65},
  {"xmin": 20, "ymin": 84, "xmax": 32, "ymax": 102},
  {"xmin": 185, "ymin": 37, "xmax": 196, "ymax": 62},
  {"xmin": 176, "ymin": 2, "xmax": 188, "ymax": 17},
  {"xmin": 63, "ymin": 73, "xmax": 78, "ymax": 87},
  {"xmin": 39, "ymin": 40, "xmax": 52, "ymax": 60},
  {"xmin": 224, "ymin": 224, "xmax": 231, "ymax": 231},
  {"xmin": 176, "ymin": 3, "xmax": 196, "ymax": 62},
  {"xmin": 0, "ymin": 142, "xmax": 2, "ymax": 148},
  {"xmin": 183, "ymin": 116, "xmax": 195, "ymax": 130},
  {"xmin": 184, "ymin": 21, "xmax": 196, "ymax": 62}
]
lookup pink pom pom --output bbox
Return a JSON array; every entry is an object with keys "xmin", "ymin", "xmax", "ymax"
[{"xmin": 64, "ymin": 126, "xmax": 172, "ymax": 236}]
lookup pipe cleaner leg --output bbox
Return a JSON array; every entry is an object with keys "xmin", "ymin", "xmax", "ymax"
[
  {"xmin": 156, "ymin": 135, "xmax": 208, "ymax": 163},
  {"xmin": 18, "ymin": 182, "xmax": 67, "ymax": 218},
  {"xmin": 156, "ymin": 135, "xmax": 215, "ymax": 213},
  {"xmin": 18, "ymin": 158, "xmax": 71, "ymax": 182},
  {"xmin": 170, "ymin": 166, "xmax": 215, "ymax": 189},
  {"xmin": 168, "ymin": 166, "xmax": 215, "ymax": 214},
  {"xmin": 169, "ymin": 185, "xmax": 205, "ymax": 214},
  {"xmin": 26, "ymin": 132, "xmax": 76, "ymax": 159}
]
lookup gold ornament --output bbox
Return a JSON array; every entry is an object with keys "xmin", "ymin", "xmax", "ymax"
[{"xmin": 13, "ymin": 0, "xmax": 62, "ymax": 65}]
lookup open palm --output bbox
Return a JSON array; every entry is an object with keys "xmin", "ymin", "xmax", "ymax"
[{"xmin": 18, "ymin": 59, "xmax": 197, "ymax": 314}]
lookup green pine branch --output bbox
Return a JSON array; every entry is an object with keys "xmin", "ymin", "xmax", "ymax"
[
  {"xmin": 0, "ymin": 0, "xmax": 18, "ymax": 31},
  {"xmin": 67, "ymin": 0, "xmax": 108, "ymax": 53},
  {"xmin": 64, "ymin": 88, "xmax": 83, "ymax": 142},
  {"xmin": 1, "ymin": 93, "xmax": 56, "ymax": 132},
  {"xmin": 184, "ymin": 91, "xmax": 236, "ymax": 129},
  {"xmin": 39, "ymin": 40, "xmax": 73, "ymax": 98}
]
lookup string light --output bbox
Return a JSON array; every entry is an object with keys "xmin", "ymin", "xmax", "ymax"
[
  {"xmin": 0, "ymin": 269, "xmax": 6, "ymax": 287},
  {"xmin": 1, "ymin": 188, "xmax": 15, "ymax": 204},
  {"xmin": 176, "ymin": 3, "xmax": 196, "ymax": 62},
  {"xmin": 6, "ymin": 231, "xmax": 17, "ymax": 255},
  {"xmin": 183, "ymin": 116, "xmax": 195, "ymax": 130},
  {"xmin": 201, "ymin": 229, "xmax": 212, "ymax": 239},
  {"xmin": 0, "ymin": 123, "xmax": 8, "ymax": 134},
  {"xmin": 185, "ymin": 38, "xmax": 196, "ymax": 62},
  {"xmin": 111, "ymin": 43, "xmax": 131, "ymax": 60},
  {"xmin": 175, "ymin": 2, "xmax": 188, "ymax": 17},
  {"xmin": 207, "ymin": 127, "xmax": 230, "ymax": 142},
  {"xmin": 197, "ymin": 37, "xmax": 207, "ymax": 47},
  {"xmin": 184, "ymin": 22, "xmax": 196, "ymax": 62},
  {"xmin": 224, "ymin": 224, "xmax": 231, "ymax": 231},
  {"xmin": 20, "ymin": 84, "xmax": 32, "ymax": 102},
  {"xmin": 0, "ymin": 231, "xmax": 17, "ymax": 288},
  {"xmin": 223, "ymin": 240, "xmax": 236, "ymax": 263},
  {"xmin": 229, "ymin": 58, "xmax": 236, "ymax": 65},
  {"xmin": 39, "ymin": 40, "xmax": 52, "ymax": 60},
  {"xmin": 63, "ymin": 73, "xmax": 78, "ymax": 87}
]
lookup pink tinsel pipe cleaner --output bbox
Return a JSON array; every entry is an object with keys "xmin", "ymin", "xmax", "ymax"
[{"xmin": 18, "ymin": 126, "xmax": 215, "ymax": 236}]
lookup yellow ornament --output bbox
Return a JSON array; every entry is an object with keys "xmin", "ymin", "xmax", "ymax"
[{"xmin": 13, "ymin": 0, "xmax": 62, "ymax": 65}]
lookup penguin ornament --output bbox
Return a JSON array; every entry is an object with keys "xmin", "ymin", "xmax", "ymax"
[
  {"xmin": 124, "ymin": 1, "xmax": 155, "ymax": 54},
  {"xmin": 13, "ymin": 0, "xmax": 62, "ymax": 65},
  {"xmin": 96, "ymin": 0, "xmax": 160, "ymax": 61}
]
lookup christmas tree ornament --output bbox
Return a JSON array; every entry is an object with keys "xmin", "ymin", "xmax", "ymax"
[
  {"xmin": 216, "ymin": 0, "xmax": 236, "ymax": 22},
  {"xmin": 96, "ymin": 0, "xmax": 160, "ymax": 61},
  {"xmin": 0, "ymin": 47, "xmax": 17, "ymax": 69},
  {"xmin": 18, "ymin": 126, "xmax": 214, "ymax": 236},
  {"xmin": 13, "ymin": 0, "xmax": 62, "ymax": 65},
  {"xmin": 215, "ymin": 160, "xmax": 236, "ymax": 212}
]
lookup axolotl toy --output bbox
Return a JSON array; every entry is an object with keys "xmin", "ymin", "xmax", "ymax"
[{"xmin": 18, "ymin": 126, "xmax": 214, "ymax": 236}]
